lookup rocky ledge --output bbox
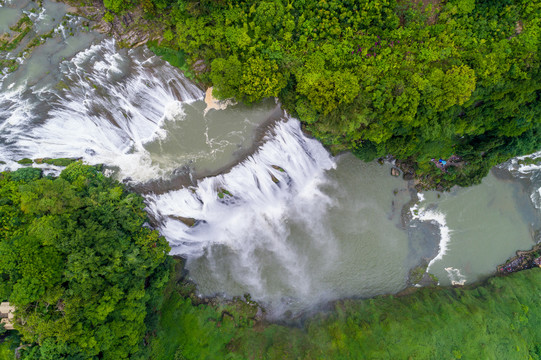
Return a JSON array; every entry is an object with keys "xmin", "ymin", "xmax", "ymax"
[
  {"xmin": 57, "ymin": 0, "xmax": 164, "ymax": 47},
  {"xmin": 498, "ymin": 243, "xmax": 541, "ymax": 275}
]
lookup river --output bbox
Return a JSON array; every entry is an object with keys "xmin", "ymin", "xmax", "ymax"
[{"xmin": 1, "ymin": 0, "xmax": 540, "ymax": 318}]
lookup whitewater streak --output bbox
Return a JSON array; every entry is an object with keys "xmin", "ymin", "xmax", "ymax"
[
  {"xmin": 0, "ymin": 39, "xmax": 203, "ymax": 181},
  {"xmin": 410, "ymin": 193, "xmax": 452, "ymax": 273},
  {"xmin": 146, "ymin": 118, "xmax": 338, "ymax": 312},
  {"xmin": 506, "ymin": 150, "xmax": 541, "ymax": 209}
]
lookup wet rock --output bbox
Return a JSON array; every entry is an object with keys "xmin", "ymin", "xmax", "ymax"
[
  {"xmin": 254, "ymin": 306, "xmax": 264, "ymax": 321},
  {"xmin": 193, "ymin": 59, "xmax": 208, "ymax": 74},
  {"xmin": 171, "ymin": 216, "xmax": 196, "ymax": 227},
  {"xmin": 391, "ymin": 167, "xmax": 400, "ymax": 177},
  {"xmin": 63, "ymin": 2, "xmax": 163, "ymax": 48},
  {"xmin": 403, "ymin": 172, "xmax": 415, "ymax": 181},
  {"xmin": 17, "ymin": 158, "xmax": 33, "ymax": 165}
]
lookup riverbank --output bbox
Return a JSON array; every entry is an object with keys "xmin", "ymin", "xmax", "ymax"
[
  {"xmin": 54, "ymin": 1, "xmax": 541, "ymax": 192},
  {"xmin": 498, "ymin": 243, "xmax": 541, "ymax": 274},
  {"xmin": 146, "ymin": 257, "xmax": 541, "ymax": 360},
  {"xmin": 4, "ymin": 2, "xmax": 538, "ymax": 360},
  {"xmin": 0, "ymin": 161, "xmax": 539, "ymax": 359},
  {"xmin": 56, "ymin": 0, "xmax": 164, "ymax": 47}
]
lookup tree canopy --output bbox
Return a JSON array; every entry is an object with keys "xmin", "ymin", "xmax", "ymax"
[
  {"xmin": 0, "ymin": 164, "xmax": 170, "ymax": 359},
  {"xmin": 104, "ymin": 0, "xmax": 541, "ymax": 188}
]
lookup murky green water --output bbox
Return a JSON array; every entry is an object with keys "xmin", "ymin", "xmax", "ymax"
[
  {"xmin": 182, "ymin": 151, "xmax": 414, "ymax": 316},
  {"xmin": 143, "ymin": 98, "xmax": 279, "ymax": 178},
  {"xmin": 419, "ymin": 171, "xmax": 539, "ymax": 285},
  {"xmin": 0, "ymin": 6, "xmax": 22, "ymax": 32}
]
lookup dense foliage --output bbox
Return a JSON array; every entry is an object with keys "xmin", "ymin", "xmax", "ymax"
[
  {"xmin": 0, "ymin": 164, "xmax": 170, "ymax": 359},
  {"xmin": 102, "ymin": 0, "xmax": 541, "ymax": 188},
  {"xmin": 150, "ymin": 264, "xmax": 541, "ymax": 359}
]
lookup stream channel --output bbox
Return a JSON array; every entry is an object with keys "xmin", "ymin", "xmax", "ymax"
[{"xmin": 1, "ymin": 0, "xmax": 540, "ymax": 318}]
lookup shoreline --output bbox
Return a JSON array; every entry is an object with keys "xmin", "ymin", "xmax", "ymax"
[
  {"xmin": 139, "ymin": 140, "xmax": 540, "ymax": 323},
  {"xmin": 57, "ymin": 0, "xmax": 164, "ymax": 48},
  {"xmin": 498, "ymin": 243, "xmax": 541, "ymax": 274},
  {"xmin": 129, "ymin": 99, "xmax": 283, "ymax": 196},
  {"xmin": 169, "ymin": 246, "xmax": 541, "ymax": 326}
]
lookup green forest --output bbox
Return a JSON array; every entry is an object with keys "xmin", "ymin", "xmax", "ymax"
[
  {"xmin": 97, "ymin": 0, "xmax": 541, "ymax": 189},
  {"xmin": 0, "ymin": 164, "xmax": 170, "ymax": 359},
  {"xmin": 151, "ymin": 265, "xmax": 541, "ymax": 360},
  {"xmin": 0, "ymin": 165, "xmax": 540, "ymax": 359},
  {"xmin": 6, "ymin": 254, "xmax": 540, "ymax": 359}
]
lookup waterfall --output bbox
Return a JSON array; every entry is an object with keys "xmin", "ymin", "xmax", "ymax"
[
  {"xmin": 146, "ymin": 118, "xmax": 339, "ymax": 314},
  {"xmin": 0, "ymin": 39, "xmax": 203, "ymax": 181}
]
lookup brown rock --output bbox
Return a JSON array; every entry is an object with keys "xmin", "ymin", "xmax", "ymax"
[
  {"xmin": 193, "ymin": 59, "xmax": 208, "ymax": 74},
  {"xmin": 171, "ymin": 216, "xmax": 196, "ymax": 227},
  {"xmin": 403, "ymin": 172, "xmax": 415, "ymax": 181}
]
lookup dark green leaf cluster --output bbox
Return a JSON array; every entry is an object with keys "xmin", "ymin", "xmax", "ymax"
[
  {"xmin": 0, "ymin": 163, "xmax": 170, "ymax": 359},
  {"xmin": 134, "ymin": 0, "xmax": 541, "ymax": 187}
]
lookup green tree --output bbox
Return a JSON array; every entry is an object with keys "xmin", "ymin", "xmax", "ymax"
[
  {"xmin": 103, "ymin": 0, "xmax": 135, "ymax": 13},
  {"xmin": 143, "ymin": 0, "xmax": 541, "ymax": 188},
  {"xmin": 0, "ymin": 163, "xmax": 170, "ymax": 359}
]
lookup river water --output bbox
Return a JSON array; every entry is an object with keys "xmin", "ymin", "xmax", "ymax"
[{"xmin": 1, "ymin": 1, "xmax": 540, "ymax": 317}]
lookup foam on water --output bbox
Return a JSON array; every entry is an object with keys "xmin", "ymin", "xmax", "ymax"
[
  {"xmin": 146, "ymin": 118, "xmax": 338, "ymax": 314},
  {"xmin": 410, "ymin": 193, "xmax": 452, "ymax": 273},
  {"xmin": 0, "ymin": 39, "xmax": 203, "ymax": 181},
  {"xmin": 444, "ymin": 267, "xmax": 466, "ymax": 285},
  {"xmin": 504, "ymin": 150, "xmax": 541, "ymax": 209}
]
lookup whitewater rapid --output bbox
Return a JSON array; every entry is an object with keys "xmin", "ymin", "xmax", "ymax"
[
  {"xmin": 410, "ymin": 193, "xmax": 451, "ymax": 274},
  {"xmin": 506, "ymin": 151, "xmax": 541, "ymax": 210},
  {"xmin": 0, "ymin": 39, "xmax": 203, "ymax": 181},
  {"xmin": 146, "ymin": 119, "xmax": 341, "ymax": 312}
]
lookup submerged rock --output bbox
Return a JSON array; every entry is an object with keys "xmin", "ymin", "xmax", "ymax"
[
  {"xmin": 17, "ymin": 158, "xmax": 33, "ymax": 165},
  {"xmin": 391, "ymin": 167, "xmax": 400, "ymax": 177},
  {"xmin": 171, "ymin": 215, "xmax": 197, "ymax": 227}
]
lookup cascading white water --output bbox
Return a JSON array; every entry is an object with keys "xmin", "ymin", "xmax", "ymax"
[
  {"xmin": 146, "ymin": 119, "xmax": 413, "ymax": 316},
  {"xmin": 0, "ymin": 39, "xmax": 204, "ymax": 181},
  {"xmin": 505, "ymin": 151, "xmax": 541, "ymax": 209},
  {"xmin": 3, "ymin": 0, "xmax": 540, "ymax": 319},
  {"xmin": 146, "ymin": 119, "xmax": 340, "ymax": 311},
  {"xmin": 147, "ymin": 119, "xmax": 335, "ymax": 253}
]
